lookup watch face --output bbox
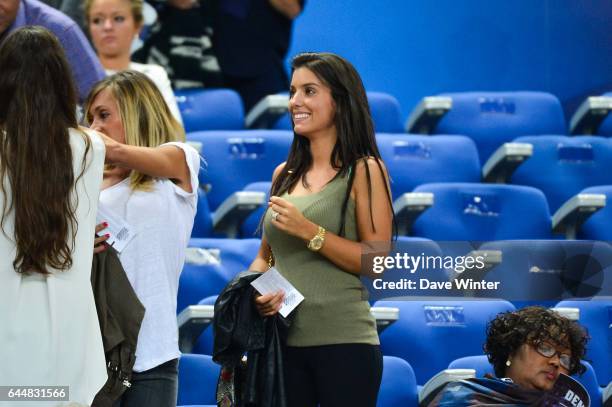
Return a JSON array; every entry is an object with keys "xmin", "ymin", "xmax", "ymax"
[{"xmin": 312, "ymin": 237, "xmax": 323, "ymax": 249}]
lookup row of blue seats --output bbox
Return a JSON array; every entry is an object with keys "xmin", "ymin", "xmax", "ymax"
[
  {"xmin": 179, "ymin": 238, "xmax": 612, "ymax": 313},
  {"xmin": 178, "ymin": 354, "xmax": 606, "ymax": 407},
  {"xmin": 187, "ymin": 131, "xmax": 612, "ymax": 240},
  {"xmin": 175, "ymin": 89, "xmax": 612, "ymax": 164},
  {"xmin": 175, "ymin": 298, "xmax": 612, "ymax": 406},
  {"xmin": 177, "ymin": 353, "xmax": 418, "ymax": 407},
  {"xmin": 176, "ymin": 238, "xmax": 612, "ymax": 386}
]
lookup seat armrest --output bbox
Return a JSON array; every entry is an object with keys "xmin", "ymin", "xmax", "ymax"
[
  {"xmin": 482, "ymin": 143, "xmax": 532, "ymax": 183},
  {"xmin": 212, "ymin": 191, "xmax": 266, "ymax": 238},
  {"xmin": 569, "ymin": 96, "xmax": 612, "ymax": 135},
  {"xmin": 245, "ymin": 94, "xmax": 290, "ymax": 129},
  {"xmin": 603, "ymin": 381, "xmax": 612, "ymax": 405},
  {"xmin": 552, "ymin": 307, "xmax": 580, "ymax": 321},
  {"xmin": 552, "ymin": 194, "xmax": 606, "ymax": 239},
  {"xmin": 370, "ymin": 306, "xmax": 399, "ymax": 333},
  {"xmin": 177, "ymin": 305, "xmax": 214, "ymax": 353},
  {"xmin": 184, "ymin": 247, "xmax": 220, "ymax": 265},
  {"xmin": 393, "ymin": 192, "xmax": 434, "ymax": 235},
  {"xmin": 405, "ymin": 96, "xmax": 452, "ymax": 134}
]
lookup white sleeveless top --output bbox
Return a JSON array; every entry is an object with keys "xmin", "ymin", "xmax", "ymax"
[
  {"xmin": 0, "ymin": 128, "xmax": 107, "ymax": 405},
  {"xmin": 99, "ymin": 142, "xmax": 200, "ymax": 372}
]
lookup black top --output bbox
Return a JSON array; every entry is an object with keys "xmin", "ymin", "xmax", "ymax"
[{"xmin": 212, "ymin": 0, "xmax": 305, "ymax": 77}]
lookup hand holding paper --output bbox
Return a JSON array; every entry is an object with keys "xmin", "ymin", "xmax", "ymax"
[{"xmin": 251, "ymin": 267, "xmax": 304, "ymax": 318}]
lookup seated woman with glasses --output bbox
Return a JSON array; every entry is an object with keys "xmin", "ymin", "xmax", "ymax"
[{"xmin": 428, "ymin": 306, "xmax": 589, "ymax": 406}]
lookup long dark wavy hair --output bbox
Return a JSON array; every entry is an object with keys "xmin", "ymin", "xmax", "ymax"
[
  {"xmin": 0, "ymin": 26, "xmax": 88, "ymax": 274},
  {"xmin": 270, "ymin": 52, "xmax": 395, "ymax": 237}
]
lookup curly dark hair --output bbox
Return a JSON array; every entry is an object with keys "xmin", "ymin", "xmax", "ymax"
[{"xmin": 484, "ymin": 306, "xmax": 589, "ymax": 377}]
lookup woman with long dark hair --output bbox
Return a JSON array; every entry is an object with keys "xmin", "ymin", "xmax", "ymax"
[
  {"xmin": 0, "ymin": 26, "xmax": 107, "ymax": 403},
  {"xmin": 251, "ymin": 52, "xmax": 394, "ymax": 406}
]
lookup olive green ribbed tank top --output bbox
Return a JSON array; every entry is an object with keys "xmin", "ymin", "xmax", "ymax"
[{"xmin": 264, "ymin": 172, "xmax": 379, "ymax": 347}]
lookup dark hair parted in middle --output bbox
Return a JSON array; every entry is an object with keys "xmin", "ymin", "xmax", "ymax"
[
  {"xmin": 270, "ymin": 52, "xmax": 396, "ymax": 237},
  {"xmin": 484, "ymin": 306, "xmax": 589, "ymax": 377}
]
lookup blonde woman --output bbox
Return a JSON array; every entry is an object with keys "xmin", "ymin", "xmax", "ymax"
[
  {"xmin": 85, "ymin": 70, "xmax": 200, "ymax": 406},
  {"xmin": 85, "ymin": 0, "xmax": 183, "ymax": 124}
]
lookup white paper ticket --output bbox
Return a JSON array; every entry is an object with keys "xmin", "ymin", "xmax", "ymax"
[{"xmin": 251, "ymin": 267, "xmax": 304, "ymax": 318}]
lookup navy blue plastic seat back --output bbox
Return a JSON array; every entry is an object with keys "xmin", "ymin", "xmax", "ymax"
[
  {"xmin": 411, "ymin": 183, "xmax": 552, "ymax": 240},
  {"xmin": 377, "ymin": 134, "xmax": 481, "ymax": 200},
  {"xmin": 434, "ymin": 92, "xmax": 566, "ymax": 163},
  {"xmin": 511, "ymin": 136, "xmax": 612, "ymax": 212},
  {"xmin": 375, "ymin": 299, "xmax": 515, "ymax": 384}
]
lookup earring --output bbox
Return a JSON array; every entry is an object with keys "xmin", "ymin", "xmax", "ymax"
[{"xmin": 506, "ymin": 359, "xmax": 512, "ymax": 367}]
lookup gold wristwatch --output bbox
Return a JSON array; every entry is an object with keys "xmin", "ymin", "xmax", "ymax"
[{"xmin": 307, "ymin": 226, "xmax": 326, "ymax": 251}]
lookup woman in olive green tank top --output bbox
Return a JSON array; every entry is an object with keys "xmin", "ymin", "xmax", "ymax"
[{"xmin": 250, "ymin": 52, "xmax": 395, "ymax": 407}]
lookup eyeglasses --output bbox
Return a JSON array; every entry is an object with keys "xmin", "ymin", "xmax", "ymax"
[{"xmin": 534, "ymin": 342, "xmax": 573, "ymax": 370}]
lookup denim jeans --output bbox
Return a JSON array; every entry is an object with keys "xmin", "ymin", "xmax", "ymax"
[{"xmin": 113, "ymin": 358, "xmax": 179, "ymax": 407}]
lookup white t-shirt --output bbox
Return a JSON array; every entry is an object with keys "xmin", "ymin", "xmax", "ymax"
[
  {"xmin": 0, "ymin": 128, "xmax": 107, "ymax": 405},
  {"xmin": 99, "ymin": 142, "xmax": 200, "ymax": 372},
  {"xmin": 106, "ymin": 62, "xmax": 183, "ymax": 126}
]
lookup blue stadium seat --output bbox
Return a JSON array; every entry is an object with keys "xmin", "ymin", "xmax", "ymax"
[
  {"xmin": 192, "ymin": 189, "xmax": 213, "ymax": 237},
  {"xmin": 476, "ymin": 240, "xmax": 612, "ymax": 308},
  {"xmin": 175, "ymin": 88, "xmax": 245, "ymax": 132},
  {"xmin": 377, "ymin": 356, "xmax": 419, "ymax": 407},
  {"xmin": 240, "ymin": 181, "xmax": 271, "ymax": 238},
  {"xmin": 374, "ymin": 299, "xmax": 515, "ymax": 384},
  {"xmin": 188, "ymin": 131, "xmax": 291, "ymax": 211},
  {"xmin": 554, "ymin": 299, "xmax": 612, "ymax": 386},
  {"xmin": 424, "ymin": 91, "xmax": 567, "ymax": 163},
  {"xmin": 366, "ymin": 92, "xmax": 404, "ymax": 133},
  {"xmin": 177, "ymin": 262, "xmax": 229, "ymax": 313},
  {"xmin": 448, "ymin": 356, "xmax": 603, "ymax": 407},
  {"xmin": 187, "ymin": 130, "xmax": 291, "ymax": 237},
  {"xmin": 410, "ymin": 183, "xmax": 552, "ymax": 240},
  {"xmin": 273, "ymin": 91, "xmax": 404, "ymax": 133},
  {"xmin": 376, "ymin": 134, "xmax": 481, "ymax": 200},
  {"xmin": 578, "ymin": 186, "xmax": 612, "ymax": 240},
  {"xmin": 177, "ymin": 354, "xmax": 219, "ymax": 407},
  {"xmin": 188, "ymin": 238, "xmax": 260, "ymax": 280},
  {"xmin": 510, "ymin": 136, "xmax": 612, "ymax": 212},
  {"xmin": 193, "ymin": 295, "xmax": 218, "ymax": 356},
  {"xmin": 448, "ymin": 355, "xmax": 494, "ymax": 378}
]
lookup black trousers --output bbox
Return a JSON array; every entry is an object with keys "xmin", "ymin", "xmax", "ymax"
[
  {"xmin": 284, "ymin": 344, "xmax": 383, "ymax": 407},
  {"xmin": 112, "ymin": 358, "xmax": 179, "ymax": 407}
]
